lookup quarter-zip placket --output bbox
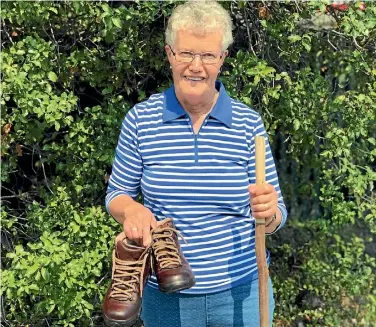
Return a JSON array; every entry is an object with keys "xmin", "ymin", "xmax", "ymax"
[{"xmin": 188, "ymin": 116, "xmax": 209, "ymax": 164}]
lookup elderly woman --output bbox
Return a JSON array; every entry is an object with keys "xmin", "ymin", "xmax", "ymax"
[{"xmin": 103, "ymin": 1, "xmax": 287, "ymax": 327}]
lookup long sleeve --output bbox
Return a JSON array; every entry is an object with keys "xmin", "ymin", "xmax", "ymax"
[
  {"xmin": 105, "ymin": 107, "xmax": 142, "ymax": 212},
  {"xmin": 247, "ymin": 115, "xmax": 288, "ymax": 233}
]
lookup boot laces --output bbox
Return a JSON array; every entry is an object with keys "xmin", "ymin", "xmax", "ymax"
[
  {"xmin": 151, "ymin": 226, "xmax": 187, "ymax": 269},
  {"xmin": 110, "ymin": 249, "xmax": 150, "ymax": 301}
]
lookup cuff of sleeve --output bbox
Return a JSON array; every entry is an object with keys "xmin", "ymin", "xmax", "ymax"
[
  {"xmin": 105, "ymin": 190, "xmax": 129, "ymax": 214},
  {"xmin": 266, "ymin": 205, "xmax": 287, "ymax": 235}
]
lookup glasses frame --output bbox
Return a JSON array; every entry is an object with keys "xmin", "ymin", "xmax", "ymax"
[{"xmin": 168, "ymin": 45, "xmax": 224, "ymax": 65}]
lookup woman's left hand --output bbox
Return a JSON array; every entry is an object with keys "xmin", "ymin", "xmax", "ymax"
[{"xmin": 248, "ymin": 184, "xmax": 278, "ymax": 225}]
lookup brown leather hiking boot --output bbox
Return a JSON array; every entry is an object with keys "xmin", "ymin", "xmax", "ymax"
[
  {"xmin": 151, "ymin": 218, "xmax": 195, "ymax": 293},
  {"xmin": 103, "ymin": 232, "xmax": 151, "ymax": 327}
]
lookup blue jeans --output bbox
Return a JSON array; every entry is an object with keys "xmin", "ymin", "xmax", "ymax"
[{"xmin": 141, "ymin": 277, "xmax": 275, "ymax": 327}]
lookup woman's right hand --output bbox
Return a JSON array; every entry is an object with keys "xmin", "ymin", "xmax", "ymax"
[{"xmin": 123, "ymin": 201, "xmax": 157, "ymax": 247}]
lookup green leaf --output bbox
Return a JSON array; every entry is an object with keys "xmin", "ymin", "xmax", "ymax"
[
  {"xmin": 293, "ymin": 119, "xmax": 300, "ymax": 130},
  {"xmin": 288, "ymin": 35, "xmax": 301, "ymax": 43},
  {"xmin": 72, "ymin": 223, "xmax": 80, "ymax": 233},
  {"xmin": 48, "ymin": 71, "xmax": 58, "ymax": 82},
  {"xmin": 41, "ymin": 267, "xmax": 49, "ymax": 280},
  {"xmin": 81, "ymin": 299, "xmax": 94, "ymax": 310},
  {"xmin": 47, "ymin": 304, "xmax": 56, "ymax": 314},
  {"xmin": 49, "ymin": 7, "xmax": 58, "ymax": 14},
  {"xmin": 262, "ymin": 67, "xmax": 276, "ymax": 75},
  {"xmin": 112, "ymin": 17, "xmax": 122, "ymax": 28},
  {"xmin": 29, "ymin": 284, "xmax": 39, "ymax": 291},
  {"xmin": 254, "ymin": 75, "xmax": 260, "ymax": 85}
]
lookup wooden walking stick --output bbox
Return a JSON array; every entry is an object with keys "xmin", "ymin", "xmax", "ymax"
[{"xmin": 255, "ymin": 135, "xmax": 269, "ymax": 327}]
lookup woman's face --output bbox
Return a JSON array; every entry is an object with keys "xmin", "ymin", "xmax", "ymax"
[{"xmin": 166, "ymin": 30, "xmax": 227, "ymax": 106}]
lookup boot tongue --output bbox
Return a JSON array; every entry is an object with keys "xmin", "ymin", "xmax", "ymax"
[
  {"xmin": 116, "ymin": 238, "xmax": 145, "ymax": 261},
  {"xmin": 157, "ymin": 218, "xmax": 173, "ymax": 229},
  {"xmin": 154, "ymin": 218, "xmax": 180, "ymax": 268}
]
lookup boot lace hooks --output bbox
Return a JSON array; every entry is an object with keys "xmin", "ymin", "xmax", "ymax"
[
  {"xmin": 110, "ymin": 249, "xmax": 150, "ymax": 301},
  {"xmin": 151, "ymin": 226, "xmax": 187, "ymax": 269}
]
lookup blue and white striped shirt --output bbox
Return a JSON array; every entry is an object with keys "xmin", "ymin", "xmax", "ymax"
[{"xmin": 106, "ymin": 81, "xmax": 287, "ymax": 294}]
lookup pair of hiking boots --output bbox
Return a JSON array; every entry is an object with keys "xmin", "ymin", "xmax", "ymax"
[{"xmin": 103, "ymin": 218, "xmax": 195, "ymax": 327}]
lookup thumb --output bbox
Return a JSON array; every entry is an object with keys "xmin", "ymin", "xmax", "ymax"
[{"xmin": 248, "ymin": 184, "xmax": 257, "ymax": 195}]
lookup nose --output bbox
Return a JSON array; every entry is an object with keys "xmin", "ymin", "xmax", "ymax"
[{"xmin": 189, "ymin": 55, "xmax": 203, "ymax": 71}]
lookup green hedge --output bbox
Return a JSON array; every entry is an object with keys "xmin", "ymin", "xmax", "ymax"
[{"xmin": 1, "ymin": 1, "xmax": 375, "ymax": 326}]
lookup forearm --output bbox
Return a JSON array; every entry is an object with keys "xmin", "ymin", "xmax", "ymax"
[{"xmin": 108, "ymin": 194, "xmax": 137, "ymax": 225}]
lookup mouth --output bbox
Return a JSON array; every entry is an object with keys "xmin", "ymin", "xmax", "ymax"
[{"xmin": 184, "ymin": 76, "xmax": 205, "ymax": 82}]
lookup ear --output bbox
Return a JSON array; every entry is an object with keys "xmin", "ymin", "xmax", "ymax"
[
  {"xmin": 165, "ymin": 45, "xmax": 174, "ymax": 66},
  {"xmin": 218, "ymin": 50, "xmax": 228, "ymax": 69},
  {"xmin": 221, "ymin": 50, "xmax": 228, "ymax": 63}
]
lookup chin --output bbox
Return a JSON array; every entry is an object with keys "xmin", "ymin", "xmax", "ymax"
[
  {"xmin": 183, "ymin": 93, "xmax": 205, "ymax": 106},
  {"xmin": 182, "ymin": 88, "xmax": 206, "ymax": 100},
  {"xmin": 181, "ymin": 81, "xmax": 207, "ymax": 94}
]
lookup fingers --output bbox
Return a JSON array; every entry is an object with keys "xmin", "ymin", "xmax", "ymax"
[
  {"xmin": 132, "ymin": 225, "xmax": 142, "ymax": 243},
  {"xmin": 251, "ymin": 195, "xmax": 277, "ymax": 213},
  {"xmin": 248, "ymin": 184, "xmax": 257, "ymax": 195},
  {"xmin": 251, "ymin": 206, "xmax": 276, "ymax": 219},
  {"xmin": 150, "ymin": 214, "xmax": 157, "ymax": 229},
  {"xmin": 251, "ymin": 195, "xmax": 276, "ymax": 219},
  {"xmin": 249, "ymin": 184, "xmax": 278, "ymax": 220},
  {"xmin": 248, "ymin": 183, "xmax": 275, "ymax": 197},
  {"xmin": 251, "ymin": 197, "xmax": 275, "ymax": 215},
  {"xmin": 250, "ymin": 194, "xmax": 273, "ymax": 207},
  {"xmin": 142, "ymin": 213, "xmax": 156, "ymax": 247},
  {"xmin": 249, "ymin": 184, "xmax": 278, "ymax": 210},
  {"xmin": 251, "ymin": 198, "xmax": 277, "ymax": 219},
  {"xmin": 251, "ymin": 201, "xmax": 274, "ymax": 212},
  {"xmin": 123, "ymin": 206, "xmax": 157, "ymax": 247},
  {"xmin": 123, "ymin": 219, "xmax": 142, "ymax": 242},
  {"xmin": 142, "ymin": 222, "xmax": 150, "ymax": 247}
]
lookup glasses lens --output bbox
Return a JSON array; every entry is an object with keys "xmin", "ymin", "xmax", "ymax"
[
  {"xmin": 175, "ymin": 50, "xmax": 220, "ymax": 64},
  {"xmin": 201, "ymin": 53, "xmax": 219, "ymax": 64},
  {"xmin": 177, "ymin": 51, "xmax": 194, "ymax": 62}
]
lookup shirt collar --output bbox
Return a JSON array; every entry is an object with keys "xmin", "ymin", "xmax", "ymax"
[{"xmin": 163, "ymin": 81, "xmax": 232, "ymax": 128}]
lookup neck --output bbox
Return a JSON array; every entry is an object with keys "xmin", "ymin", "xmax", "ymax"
[{"xmin": 177, "ymin": 89, "xmax": 219, "ymax": 121}]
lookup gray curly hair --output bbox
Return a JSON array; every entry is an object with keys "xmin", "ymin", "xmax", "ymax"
[{"xmin": 165, "ymin": 0, "xmax": 233, "ymax": 51}]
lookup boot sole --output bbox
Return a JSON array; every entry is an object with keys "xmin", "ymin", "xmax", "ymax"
[
  {"xmin": 103, "ymin": 313, "xmax": 141, "ymax": 327},
  {"xmin": 159, "ymin": 277, "xmax": 196, "ymax": 294}
]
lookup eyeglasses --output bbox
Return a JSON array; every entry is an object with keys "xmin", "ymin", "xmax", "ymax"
[{"xmin": 169, "ymin": 45, "xmax": 223, "ymax": 64}]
